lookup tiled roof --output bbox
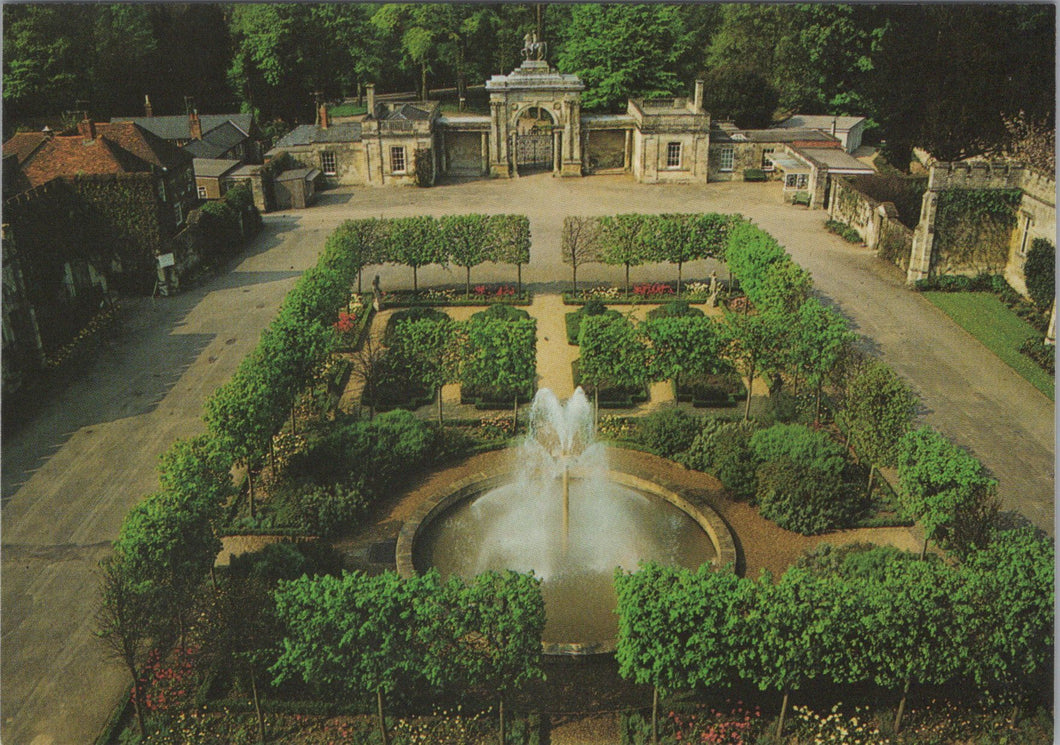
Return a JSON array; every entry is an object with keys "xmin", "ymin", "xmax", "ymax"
[
  {"xmin": 202, "ymin": 121, "xmax": 247, "ymax": 151},
  {"xmin": 3, "ymin": 132, "xmax": 50, "ymax": 166},
  {"xmin": 193, "ymin": 158, "xmax": 242, "ymax": 178},
  {"xmin": 110, "ymin": 113, "xmax": 254, "ymax": 141},
  {"xmin": 271, "ymin": 123, "xmax": 362, "ymax": 148},
  {"xmin": 8, "ymin": 122, "xmax": 191, "ymax": 188},
  {"xmin": 183, "ymin": 139, "xmax": 228, "ymax": 159}
]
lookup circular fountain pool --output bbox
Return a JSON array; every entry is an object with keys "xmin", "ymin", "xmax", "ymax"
[{"xmin": 396, "ymin": 389, "xmax": 736, "ymax": 654}]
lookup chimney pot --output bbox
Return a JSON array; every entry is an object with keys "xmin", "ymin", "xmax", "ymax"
[
  {"xmin": 694, "ymin": 79, "xmax": 704, "ymax": 111},
  {"xmin": 319, "ymin": 104, "xmax": 329, "ymax": 130},
  {"xmin": 366, "ymin": 84, "xmax": 376, "ymax": 117},
  {"xmin": 78, "ymin": 116, "xmax": 96, "ymax": 142},
  {"xmin": 189, "ymin": 109, "xmax": 203, "ymax": 140},
  {"xmin": 144, "ymin": 95, "xmax": 154, "ymax": 118}
]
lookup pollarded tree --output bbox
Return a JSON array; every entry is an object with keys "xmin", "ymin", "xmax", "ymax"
[
  {"xmin": 640, "ymin": 315, "xmax": 724, "ymax": 393},
  {"xmin": 839, "ymin": 358, "xmax": 917, "ymax": 470},
  {"xmin": 387, "ymin": 215, "xmax": 444, "ymax": 293},
  {"xmin": 271, "ymin": 571, "xmax": 440, "ymax": 745},
  {"xmin": 961, "ymin": 528, "xmax": 1054, "ymax": 722},
  {"xmin": 598, "ymin": 214, "xmax": 650, "ymax": 296},
  {"xmin": 488, "ymin": 214, "xmax": 531, "ymax": 296},
  {"xmin": 720, "ymin": 309, "xmax": 788, "ymax": 421},
  {"xmin": 858, "ymin": 558, "xmax": 971, "ymax": 734},
  {"xmin": 561, "ymin": 216, "xmax": 602, "ymax": 294},
  {"xmin": 723, "ymin": 221, "xmax": 788, "ymax": 304},
  {"xmin": 897, "ymin": 427, "xmax": 999, "ymax": 558},
  {"xmin": 461, "ymin": 316, "xmax": 536, "ymax": 426},
  {"xmin": 96, "ymin": 554, "xmax": 155, "ymax": 740},
  {"xmin": 743, "ymin": 567, "xmax": 834, "ymax": 738},
  {"xmin": 755, "ymin": 259, "xmax": 812, "ymax": 316},
  {"xmin": 615, "ymin": 562, "xmax": 748, "ymax": 745},
  {"xmin": 157, "ymin": 435, "xmax": 233, "ymax": 512},
  {"xmin": 577, "ymin": 313, "xmax": 651, "ymax": 418},
  {"xmin": 789, "ymin": 298, "xmax": 855, "ymax": 422},
  {"xmin": 441, "ymin": 214, "xmax": 490, "ymax": 298},
  {"xmin": 448, "ymin": 571, "xmax": 546, "ymax": 745},
  {"xmin": 388, "ymin": 317, "xmax": 466, "ymax": 424}
]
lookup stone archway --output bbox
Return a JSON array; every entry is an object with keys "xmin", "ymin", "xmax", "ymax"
[
  {"xmin": 514, "ymin": 106, "xmax": 556, "ymax": 173},
  {"xmin": 486, "ymin": 59, "xmax": 584, "ymax": 178}
]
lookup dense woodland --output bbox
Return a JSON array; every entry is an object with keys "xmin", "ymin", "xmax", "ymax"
[{"xmin": 3, "ymin": 3, "xmax": 1054, "ymax": 169}]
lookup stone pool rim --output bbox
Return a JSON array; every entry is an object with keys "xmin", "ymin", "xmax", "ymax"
[{"xmin": 395, "ymin": 461, "xmax": 737, "ymax": 656}]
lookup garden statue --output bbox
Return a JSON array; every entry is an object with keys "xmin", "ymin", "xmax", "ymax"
[
  {"xmin": 522, "ymin": 31, "xmax": 547, "ymax": 62},
  {"xmin": 708, "ymin": 270, "xmax": 719, "ymax": 307}
]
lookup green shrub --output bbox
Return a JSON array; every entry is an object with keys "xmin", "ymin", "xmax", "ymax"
[
  {"xmin": 296, "ymin": 482, "xmax": 368, "ymax": 537},
  {"xmin": 749, "ymin": 423, "xmax": 847, "ymax": 480},
  {"xmin": 755, "ymin": 455, "xmax": 849, "ymax": 534},
  {"xmin": 645, "ymin": 300, "xmax": 704, "ymax": 320},
  {"xmin": 633, "ymin": 408, "xmax": 701, "ymax": 457},
  {"xmin": 1019, "ymin": 336, "xmax": 1055, "ymax": 375},
  {"xmin": 383, "ymin": 307, "xmax": 449, "ymax": 343},
  {"xmin": 1024, "ymin": 237, "xmax": 1055, "ymax": 311},
  {"xmin": 824, "ymin": 219, "xmax": 862, "ymax": 243},
  {"xmin": 471, "ymin": 303, "xmax": 531, "ymax": 323},
  {"xmin": 565, "ymin": 300, "xmax": 620, "ymax": 344},
  {"xmin": 679, "ymin": 420, "xmax": 757, "ymax": 500},
  {"xmin": 743, "ymin": 168, "xmax": 766, "ymax": 182}
]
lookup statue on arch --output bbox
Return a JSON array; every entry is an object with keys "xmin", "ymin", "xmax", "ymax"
[{"xmin": 522, "ymin": 31, "xmax": 547, "ymax": 62}]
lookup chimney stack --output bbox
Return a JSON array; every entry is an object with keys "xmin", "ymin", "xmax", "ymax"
[
  {"xmin": 144, "ymin": 94, "xmax": 154, "ymax": 118},
  {"xmin": 78, "ymin": 114, "xmax": 96, "ymax": 142},
  {"xmin": 319, "ymin": 103, "xmax": 329, "ymax": 130},
  {"xmin": 366, "ymin": 84, "xmax": 376, "ymax": 117},
  {"xmin": 693, "ymin": 79, "xmax": 704, "ymax": 111},
  {"xmin": 189, "ymin": 109, "xmax": 203, "ymax": 140}
]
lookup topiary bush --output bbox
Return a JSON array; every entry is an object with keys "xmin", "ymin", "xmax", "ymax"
[
  {"xmin": 565, "ymin": 300, "xmax": 621, "ymax": 345},
  {"xmin": 679, "ymin": 420, "xmax": 758, "ymax": 500},
  {"xmin": 1024, "ymin": 238, "xmax": 1055, "ymax": 311},
  {"xmin": 755, "ymin": 455, "xmax": 850, "ymax": 535},
  {"xmin": 633, "ymin": 408, "xmax": 701, "ymax": 457},
  {"xmin": 645, "ymin": 300, "xmax": 705, "ymax": 320},
  {"xmin": 296, "ymin": 482, "xmax": 369, "ymax": 537},
  {"xmin": 471, "ymin": 303, "xmax": 531, "ymax": 323}
]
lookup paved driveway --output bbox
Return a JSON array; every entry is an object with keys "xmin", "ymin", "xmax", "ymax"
[{"xmin": 2, "ymin": 175, "xmax": 1052, "ymax": 744}]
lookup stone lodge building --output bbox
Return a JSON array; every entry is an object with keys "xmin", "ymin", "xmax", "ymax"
[{"xmin": 267, "ymin": 58, "xmax": 873, "ymax": 207}]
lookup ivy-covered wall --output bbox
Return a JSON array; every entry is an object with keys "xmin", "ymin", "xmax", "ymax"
[{"xmin": 932, "ymin": 188, "xmax": 1021, "ymax": 275}]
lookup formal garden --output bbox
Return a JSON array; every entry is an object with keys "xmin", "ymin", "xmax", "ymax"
[{"xmin": 96, "ymin": 212, "xmax": 1053, "ymax": 745}]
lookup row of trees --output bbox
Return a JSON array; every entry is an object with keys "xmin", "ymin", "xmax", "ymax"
[
  {"xmin": 562, "ymin": 213, "xmax": 732, "ymax": 295},
  {"xmin": 617, "ymin": 531, "xmax": 1053, "ymax": 742},
  {"xmin": 328, "ymin": 214, "xmax": 531, "ymax": 296},
  {"xmin": 381, "ymin": 312, "xmax": 537, "ymax": 424},
  {"xmin": 7, "ymin": 5, "xmax": 1052, "ymax": 168},
  {"xmin": 272, "ymin": 569, "xmax": 545, "ymax": 745}
]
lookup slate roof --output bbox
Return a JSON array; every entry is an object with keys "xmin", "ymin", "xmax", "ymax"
[
  {"xmin": 386, "ymin": 104, "xmax": 432, "ymax": 121},
  {"xmin": 778, "ymin": 115, "xmax": 866, "ymax": 132},
  {"xmin": 711, "ymin": 128, "xmax": 839, "ymax": 145},
  {"xmin": 5, "ymin": 122, "xmax": 192, "ymax": 188},
  {"xmin": 276, "ymin": 167, "xmax": 320, "ymax": 182},
  {"xmin": 110, "ymin": 113, "xmax": 254, "ymax": 141},
  {"xmin": 271, "ymin": 123, "xmax": 363, "ymax": 148},
  {"xmin": 795, "ymin": 147, "xmax": 875, "ymax": 174},
  {"xmin": 193, "ymin": 158, "xmax": 242, "ymax": 178},
  {"xmin": 182, "ymin": 139, "xmax": 228, "ymax": 159}
]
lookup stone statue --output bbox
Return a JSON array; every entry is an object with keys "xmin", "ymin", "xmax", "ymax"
[
  {"xmin": 708, "ymin": 270, "xmax": 719, "ymax": 307},
  {"xmin": 522, "ymin": 31, "xmax": 547, "ymax": 61},
  {"xmin": 371, "ymin": 274, "xmax": 383, "ymax": 312}
]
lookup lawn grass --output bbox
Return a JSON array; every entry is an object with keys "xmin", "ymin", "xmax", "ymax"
[{"xmin": 924, "ymin": 291, "xmax": 1054, "ymax": 399}]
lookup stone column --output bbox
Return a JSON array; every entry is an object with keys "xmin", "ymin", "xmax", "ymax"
[
  {"xmin": 553, "ymin": 129, "xmax": 561, "ymax": 174},
  {"xmin": 624, "ymin": 129, "xmax": 632, "ymax": 171},
  {"xmin": 511, "ymin": 134, "xmax": 519, "ymax": 177},
  {"xmin": 907, "ymin": 190, "xmax": 938, "ymax": 284},
  {"xmin": 481, "ymin": 132, "xmax": 489, "ymax": 175}
]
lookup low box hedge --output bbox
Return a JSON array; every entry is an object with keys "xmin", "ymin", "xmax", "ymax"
[
  {"xmin": 385, "ymin": 291, "xmax": 532, "ymax": 308},
  {"xmin": 673, "ymin": 373, "xmax": 746, "ymax": 408},
  {"xmin": 571, "ymin": 360, "xmax": 649, "ymax": 408},
  {"xmin": 460, "ymin": 383, "xmax": 536, "ymax": 410},
  {"xmin": 562, "ymin": 291, "xmax": 710, "ymax": 306},
  {"xmin": 362, "ymin": 385, "xmax": 436, "ymax": 412},
  {"xmin": 565, "ymin": 307, "xmax": 623, "ymax": 345}
]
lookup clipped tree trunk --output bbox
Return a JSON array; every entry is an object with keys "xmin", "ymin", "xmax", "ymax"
[
  {"xmin": 437, "ymin": 386, "xmax": 444, "ymax": 425},
  {"xmin": 130, "ymin": 678, "xmax": 147, "ymax": 739},
  {"xmin": 572, "ymin": 263, "xmax": 578, "ymax": 295},
  {"xmin": 776, "ymin": 688, "xmax": 790, "ymax": 739},
  {"xmin": 377, "ymin": 688, "xmax": 389, "ymax": 745},
  {"xmin": 358, "ymin": 269, "xmax": 363, "ymax": 295},
  {"xmin": 743, "ymin": 362, "xmax": 756, "ymax": 421},
  {"xmin": 513, "ymin": 395, "xmax": 519, "ymax": 433},
  {"xmin": 677, "ymin": 261, "xmax": 683, "ymax": 296},
  {"xmin": 498, "ymin": 697, "xmax": 505, "ymax": 745},
  {"xmin": 247, "ymin": 468, "xmax": 256, "ymax": 518},
  {"xmin": 413, "ymin": 265, "xmax": 419, "ymax": 293},
  {"xmin": 465, "ymin": 266, "xmax": 472, "ymax": 299},
  {"xmin": 652, "ymin": 685, "xmax": 659, "ymax": 745},
  {"xmin": 517, "ymin": 263, "xmax": 523, "ymax": 298},
  {"xmin": 625, "ymin": 263, "xmax": 631, "ymax": 297},
  {"xmin": 920, "ymin": 536, "xmax": 930, "ymax": 561},
  {"xmin": 250, "ymin": 664, "xmax": 266, "ymax": 744},
  {"xmin": 291, "ymin": 401, "xmax": 297, "ymax": 435},
  {"xmin": 894, "ymin": 676, "xmax": 911, "ymax": 734},
  {"xmin": 867, "ymin": 466, "xmax": 876, "ymax": 495},
  {"xmin": 269, "ymin": 439, "xmax": 275, "ymax": 472}
]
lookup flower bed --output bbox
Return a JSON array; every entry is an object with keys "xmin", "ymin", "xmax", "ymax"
[
  {"xmin": 331, "ymin": 295, "xmax": 373, "ymax": 351},
  {"xmin": 563, "ymin": 282, "xmax": 713, "ymax": 305},
  {"xmin": 384, "ymin": 285, "xmax": 532, "ymax": 307}
]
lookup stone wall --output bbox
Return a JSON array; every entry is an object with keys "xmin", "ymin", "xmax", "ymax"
[
  {"xmin": 635, "ymin": 131, "xmax": 710, "ymax": 183},
  {"xmin": 584, "ymin": 129, "xmax": 627, "ymax": 172},
  {"xmin": 442, "ymin": 130, "xmax": 486, "ymax": 176},
  {"xmin": 828, "ymin": 177, "xmax": 914, "ymax": 271},
  {"xmin": 707, "ymin": 142, "xmax": 774, "ymax": 181}
]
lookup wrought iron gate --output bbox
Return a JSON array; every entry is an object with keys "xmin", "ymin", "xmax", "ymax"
[{"xmin": 515, "ymin": 131, "xmax": 553, "ymax": 171}]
